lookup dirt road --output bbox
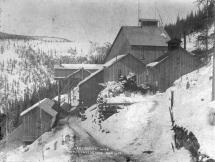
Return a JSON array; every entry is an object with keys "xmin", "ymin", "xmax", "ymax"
[{"xmin": 66, "ymin": 117, "xmax": 131, "ymax": 162}]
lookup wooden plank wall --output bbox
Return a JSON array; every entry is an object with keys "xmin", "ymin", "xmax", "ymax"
[
  {"xmin": 106, "ymin": 29, "xmax": 130, "ymax": 62},
  {"xmin": 23, "ymin": 108, "xmax": 40, "ymax": 142},
  {"xmin": 104, "ymin": 55, "xmax": 147, "ymax": 85},
  {"xmin": 41, "ymin": 110, "xmax": 52, "ymax": 133},
  {"xmin": 79, "ymin": 70, "xmax": 104, "ymax": 107},
  {"xmin": 60, "ymin": 69, "xmax": 91, "ymax": 93},
  {"xmin": 148, "ymin": 49, "xmax": 200, "ymax": 91},
  {"xmin": 22, "ymin": 108, "xmax": 53, "ymax": 142}
]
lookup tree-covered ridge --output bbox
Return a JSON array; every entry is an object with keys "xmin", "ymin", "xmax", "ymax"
[{"xmin": 165, "ymin": 2, "xmax": 214, "ymax": 39}]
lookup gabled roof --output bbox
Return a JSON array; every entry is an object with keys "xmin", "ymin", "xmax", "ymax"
[
  {"xmin": 146, "ymin": 47, "xmax": 196, "ymax": 68},
  {"xmin": 20, "ymin": 98, "xmax": 57, "ymax": 117},
  {"xmin": 122, "ymin": 26, "xmax": 170, "ymax": 46},
  {"xmin": 146, "ymin": 53, "xmax": 169, "ymax": 67},
  {"xmin": 78, "ymin": 54, "xmax": 145, "ymax": 86},
  {"xmin": 54, "ymin": 64, "xmax": 102, "ymax": 70},
  {"xmin": 104, "ymin": 25, "xmax": 170, "ymax": 62},
  {"xmin": 77, "ymin": 56, "xmax": 126, "ymax": 86},
  {"xmin": 104, "ymin": 54, "xmax": 127, "ymax": 67}
]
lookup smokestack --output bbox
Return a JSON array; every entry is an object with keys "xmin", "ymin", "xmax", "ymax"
[{"xmin": 167, "ymin": 38, "xmax": 182, "ymax": 51}]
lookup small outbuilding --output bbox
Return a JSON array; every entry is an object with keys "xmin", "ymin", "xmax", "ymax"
[
  {"xmin": 20, "ymin": 98, "xmax": 58, "ymax": 143},
  {"xmin": 54, "ymin": 64, "xmax": 103, "ymax": 104}
]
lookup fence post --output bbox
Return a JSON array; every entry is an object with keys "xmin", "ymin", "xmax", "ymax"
[
  {"xmin": 169, "ymin": 90, "xmax": 175, "ymax": 127},
  {"xmin": 58, "ymin": 80, "xmax": 61, "ymax": 106}
]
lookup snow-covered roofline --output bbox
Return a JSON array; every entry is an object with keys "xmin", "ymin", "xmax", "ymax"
[
  {"xmin": 54, "ymin": 64, "xmax": 103, "ymax": 70},
  {"xmin": 20, "ymin": 98, "xmax": 57, "ymax": 117},
  {"xmin": 77, "ymin": 55, "xmax": 127, "ymax": 86}
]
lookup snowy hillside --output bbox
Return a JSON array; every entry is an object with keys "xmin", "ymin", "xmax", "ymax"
[
  {"xmin": 80, "ymin": 55, "xmax": 215, "ymax": 161},
  {"xmin": 1, "ymin": 55, "xmax": 215, "ymax": 162},
  {"xmin": 0, "ymin": 37, "xmax": 95, "ymax": 104},
  {"xmin": 2, "ymin": 122, "xmax": 75, "ymax": 162},
  {"xmin": 182, "ymin": 25, "xmax": 214, "ymax": 52}
]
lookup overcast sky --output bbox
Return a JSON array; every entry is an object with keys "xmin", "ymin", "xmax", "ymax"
[{"xmin": 0, "ymin": 0, "xmax": 197, "ymax": 44}]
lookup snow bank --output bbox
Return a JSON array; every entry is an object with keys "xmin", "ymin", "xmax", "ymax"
[
  {"xmin": 2, "ymin": 125, "xmax": 74, "ymax": 162},
  {"xmin": 82, "ymin": 55, "xmax": 215, "ymax": 161},
  {"xmin": 164, "ymin": 58, "xmax": 215, "ymax": 159}
]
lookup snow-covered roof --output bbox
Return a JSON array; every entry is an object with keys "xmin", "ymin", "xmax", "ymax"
[
  {"xmin": 147, "ymin": 47, "xmax": 197, "ymax": 68},
  {"xmin": 54, "ymin": 64, "xmax": 103, "ymax": 70},
  {"xmin": 20, "ymin": 98, "xmax": 57, "ymax": 117},
  {"xmin": 78, "ymin": 55, "xmax": 127, "ymax": 86},
  {"xmin": 78, "ymin": 68, "xmax": 104, "ymax": 86},
  {"xmin": 103, "ymin": 55, "xmax": 126, "ymax": 67},
  {"xmin": 146, "ymin": 62, "xmax": 159, "ymax": 67},
  {"xmin": 146, "ymin": 54, "xmax": 169, "ymax": 67}
]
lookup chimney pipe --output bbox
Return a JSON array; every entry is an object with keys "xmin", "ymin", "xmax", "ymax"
[{"xmin": 167, "ymin": 38, "xmax": 182, "ymax": 51}]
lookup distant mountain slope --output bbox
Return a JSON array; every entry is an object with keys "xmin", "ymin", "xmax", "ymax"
[{"xmin": 0, "ymin": 31, "xmax": 71, "ymax": 42}]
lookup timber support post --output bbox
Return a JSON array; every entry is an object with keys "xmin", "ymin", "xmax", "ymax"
[
  {"xmin": 169, "ymin": 90, "xmax": 176, "ymax": 150},
  {"xmin": 169, "ymin": 90, "xmax": 175, "ymax": 127},
  {"xmin": 58, "ymin": 80, "xmax": 61, "ymax": 106}
]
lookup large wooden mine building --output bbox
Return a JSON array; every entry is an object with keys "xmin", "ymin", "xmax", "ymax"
[
  {"xmin": 7, "ymin": 18, "xmax": 201, "ymax": 145},
  {"xmin": 54, "ymin": 19, "xmax": 201, "ymax": 107}
]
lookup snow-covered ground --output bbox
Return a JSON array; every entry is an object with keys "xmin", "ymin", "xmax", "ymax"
[
  {"xmin": 182, "ymin": 25, "xmax": 214, "ymax": 52},
  {"xmin": 80, "ymin": 55, "xmax": 215, "ymax": 161},
  {"xmin": 1, "ymin": 56, "xmax": 215, "ymax": 162},
  {"xmin": 1, "ymin": 26, "xmax": 215, "ymax": 161},
  {"xmin": 0, "ymin": 123, "xmax": 74, "ymax": 162}
]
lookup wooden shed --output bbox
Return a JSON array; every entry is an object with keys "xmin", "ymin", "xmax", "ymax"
[
  {"xmin": 54, "ymin": 64, "xmax": 102, "ymax": 80},
  {"xmin": 147, "ymin": 39, "xmax": 201, "ymax": 92},
  {"xmin": 105, "ymin": 19, "xmax": 170, "ymax": 64},
  {"xmin": 54, "ymin": 64, "xmax": 103, "ymax": 104},
  {"xmin": 20, "ymin": 98, "xmax": 58, "ymax": 143},
  {"xmin": 78, "ymin": 69, "xmax": 104, "ymax": 107},
  {"xmin": 77, "ymin": 54, "xmax": 147, "ymax": 107}
]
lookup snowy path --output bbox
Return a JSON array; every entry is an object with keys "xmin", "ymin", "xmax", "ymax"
[
  {"xmin": 67, "ymin": 117, "xmax": 130, "ymax": 162},
  {"xmin": 67, "ymin": 117, "xmax": 102, "ymax": 147}
]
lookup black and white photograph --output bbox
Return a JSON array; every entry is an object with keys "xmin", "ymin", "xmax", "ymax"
[{"xmin": 0, "ymin": 0, "xmax": 214, "ymax": 161}]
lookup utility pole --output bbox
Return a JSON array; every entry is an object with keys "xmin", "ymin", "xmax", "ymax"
[
  {"xmin": 58, "ymin": 80, "xmax": 61, "ymax": 106},
  {"xmin": 138, "ymin": 0, "xmax": 140, "ymax": 25},
  {"xmin": 40, "ymin": 107, "xmax": 44, "ymax": 160},
  {"xmin": 212, "ymin": 2, "xmax": 215, "ymax": 100}
]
